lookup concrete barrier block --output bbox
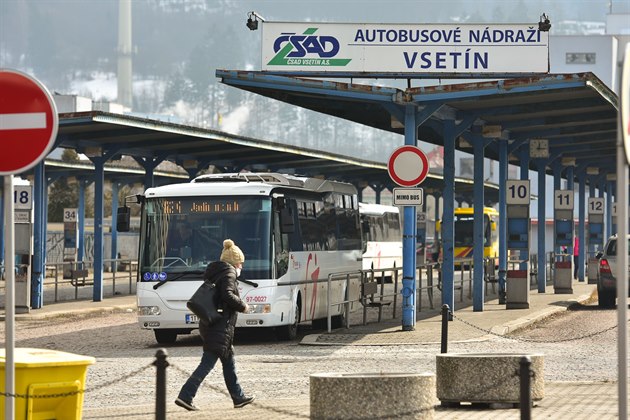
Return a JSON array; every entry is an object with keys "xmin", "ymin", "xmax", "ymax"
[
  {"xmin": 436, "ymin": 353, "xmax": 544, "ymax": 405},
  {"xmin": 554, "ymin": 261, "xmax": 574, "ymax": 293},
  {"xmin": 310, "ymin": 372, "xmax": 436, "ymax": 419},
  {"xmin": 506, "ymin": 270, "xmax": 530, "ymax": 309}
]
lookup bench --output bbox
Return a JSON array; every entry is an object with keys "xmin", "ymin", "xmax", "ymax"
[
  {"xmin": 69, "ymin": 269, "xmax": 90, "ymax": 286},
  {"xmin": 360, "ymin": 281, "xmax": 392, "ymax": 325},
  {"xmin": 361, "ymin": 281, "xmax": 392, "ymax": 308}
]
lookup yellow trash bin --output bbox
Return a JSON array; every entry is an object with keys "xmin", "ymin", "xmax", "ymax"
[{"xmin": 0, "ymin": 347, "xmax": 95, "ymax": 420}]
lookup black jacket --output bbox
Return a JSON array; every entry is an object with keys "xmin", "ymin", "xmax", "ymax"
[{"xmin": 198, "ymin": 261, "xmax": 247, "ymax": 358}]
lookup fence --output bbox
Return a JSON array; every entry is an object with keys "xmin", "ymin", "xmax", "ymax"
[
  {"xmin": 325, "ymin": 258, "xmax": 501, "ymax": 333},
  {"xmin": 0, "ymin": 258, "xmax": 137, "ymax": 305}
]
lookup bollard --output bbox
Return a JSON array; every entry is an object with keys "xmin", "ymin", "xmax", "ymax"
[
  {"xmin": 441, "ymin": 304, "xmax": 450, "ymax": 354},
  {"xmin": 154, "ymin": 348, "xmax": 169, "ymax": 420},
  {"xmin": 519, "ymin": 356, "xmax": 532, "ymax": 420}
]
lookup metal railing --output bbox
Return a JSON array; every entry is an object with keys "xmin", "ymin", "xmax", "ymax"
[
  {"xmin": 42, "ymin": 259, "xmax": 137, "ymax": 302},
  {"xmin": 324, "ymin": 259, "xmax": 498, "ymax": 333},
  {"xmin": 325, "ymin": 270, "xmax": 362, "ymax": 332}
]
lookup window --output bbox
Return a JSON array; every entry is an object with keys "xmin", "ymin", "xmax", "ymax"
[{"xmin": 565, "ymin": 53, "xmax": 596, "ymax": 65}]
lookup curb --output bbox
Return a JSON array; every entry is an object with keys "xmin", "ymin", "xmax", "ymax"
[
  {"xmin": 300, "ymin": 290, "xmax": 596, "ymax": 346},
  {"xmin": 0, "ymin": 304, "xmax": 137, "ymax": 322},
  {"xmin": 489, "ymin": 290, "xmax": 596, "ymax": 337}
]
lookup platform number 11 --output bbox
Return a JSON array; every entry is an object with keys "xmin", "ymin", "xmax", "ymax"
[{"xmin": 554, "ymin": 190, "xmax": 574, "ymax": 210}]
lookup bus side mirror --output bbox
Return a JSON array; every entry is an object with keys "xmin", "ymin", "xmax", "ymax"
[{"xmin": 117, "ymin": 206, "xmax": 131, "ymax": 232}]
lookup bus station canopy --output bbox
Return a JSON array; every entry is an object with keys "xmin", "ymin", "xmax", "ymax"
[
  {"xmin": 216, "ymin": 71, "xmax": 618, "ymax": 182},
  {"xmin": 53, "ymin": 111, "xmax": 499, "ymax": 203}
]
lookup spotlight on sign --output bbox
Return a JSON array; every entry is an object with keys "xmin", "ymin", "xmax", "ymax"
[
  {"xmin": 538, "ymin": 13, "xmax": 551, "ymax": 32},
  {"xmin": 246, "ymin": 11, "xmax": 265, "ymax": 31}
]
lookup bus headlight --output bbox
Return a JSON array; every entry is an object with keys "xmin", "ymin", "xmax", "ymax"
[
  {"xmin": 247, "ymin": 304, "xmax": 271, "ymax": 314},
  {"xmin": 138, "ymin": 306, "xmax": 161, "ymax": 316}
]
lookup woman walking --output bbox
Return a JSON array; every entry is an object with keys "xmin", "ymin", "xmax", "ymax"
[{"xmin": 175, "ymin": 239, "xmax": 254, "ymax": 411}]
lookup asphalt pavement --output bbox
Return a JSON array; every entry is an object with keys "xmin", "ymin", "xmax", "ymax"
[{"xmin": 2, "ymin": 280, "xmax": 626, "ymax": 419}]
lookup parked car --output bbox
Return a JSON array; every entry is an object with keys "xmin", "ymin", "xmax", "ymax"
[{"xmin": 597, "ymin": 234, "xmax": 630, "ymax": 308}]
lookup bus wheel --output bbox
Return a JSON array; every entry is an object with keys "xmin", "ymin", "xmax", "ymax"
[
  {"xmin": 154, "ymin": 329, "xmax": 177, "ymax": 344},
  {"xmin": 277, "ymin": 304, "xmax": 300, "ymax": 341}
]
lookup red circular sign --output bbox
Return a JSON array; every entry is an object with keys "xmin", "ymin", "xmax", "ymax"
[
  {"xmin": 387, "ymin": 145, "xmax": 429, "ymax": 187},
  {"xmin": 0, "ymin": 69, "xmax": 58, "ymax": 175}
]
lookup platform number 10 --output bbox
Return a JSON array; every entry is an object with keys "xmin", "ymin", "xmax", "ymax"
[{"xmin": 506, "ymin": 180, "xmax": 530, "ymax": 205}]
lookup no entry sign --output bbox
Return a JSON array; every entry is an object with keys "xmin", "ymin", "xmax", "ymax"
[
  {"xmin": 387, "ymin": 145, "xmax": 429, "ymax": 187},
  {"xmin": 0, "ymin": 69, "xmax": 58, "ymax": 175}
]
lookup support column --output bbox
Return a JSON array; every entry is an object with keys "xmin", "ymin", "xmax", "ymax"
[
  {"xmin": 566, "ymin": 166, "xmax": 575, "ymax": 190},
  {"xmin": 31, "ymin": 162, "xmax": 45, "ymax": 309},
  {"xmin": 536, "ymin": 160, "xmax": 546, "ymax": 292},
  {"xmin": 577, "ymin": 172, "xmax": 586, "ymax": 282},
  {"xmin": 498, "ymin": 139, "xmax": 508, "ymax": 303},
  {"xmin": 401, "ymin": 104, "xmax": 417, "ymax": 331},
  {"xmin": 441, "ymin": 121, "xmax": 456, "ymax": 314},
  {"xmin": 77, "ymin": 178, "xmax": 88, "ymax": 262},
  {"xmin": 519, "ymin": 149, "xmax": 530, "ymax": 271},
  {"xmin": 553, "ymin": 164, "xmax": 562, "ymax": 193},
  {"xmin": 373, "ymin": 185, "xmax": 383, "ymax": 204},
  {"xmin": 606, "ymin": 179, "xmax": 614, "ymax": 238},
  {"xmin": 552, "ymin": 163, "xmax": 564, "ymax": 257},
  {"xmin": 356, "ymin": 185, "xmax": 364, "ymax": 203},
  {"xmin": 134, "ymin": 156, "xmax": 163, "ymax": 190},
  {"xmin": 90, "ymin": 157, "xmax": 106, "ymax": 302},
  {"xmin": 110, "ymin": 181, "xmax": 120, "ymax": 272},
  {"xmin": 566, "ymin": 165, "xmax": 576, "ymax": 257},
  {"xmin": 472, "ymin": 136, "xmax": 487, "ymax": 311}
]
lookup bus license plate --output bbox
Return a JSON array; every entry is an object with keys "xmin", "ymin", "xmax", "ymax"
[{"xmin": 185, "ymin": 314, "xmax": 199, "ymax": 324}]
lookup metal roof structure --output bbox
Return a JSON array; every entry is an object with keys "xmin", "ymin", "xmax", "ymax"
[
  {"xmin": 216, "ymin": 71, "xmax": 618, "ymax": 181},
  {"xmin": 53, "ymin": 111, "xmax": 499, "ymax": 203},
  {"xmin": 43, "ymin": 157, "xmax": 189, "ymax": 185}
]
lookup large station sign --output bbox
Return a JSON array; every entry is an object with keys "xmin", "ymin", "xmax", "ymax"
[{"xmin": 262, "ymin": 22, "xmax": 549, "ymax": 74}]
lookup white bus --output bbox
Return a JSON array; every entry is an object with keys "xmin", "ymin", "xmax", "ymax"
[
  {"xmin": 359, "ymin": 203, "xmax": 402, "ymax": 280},
  {"xmin": 123, "ymin": 173, "xmax": 363, "ymax": 343}
]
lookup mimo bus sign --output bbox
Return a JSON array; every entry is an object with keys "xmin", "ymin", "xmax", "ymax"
[{"xmin": 262, "ymin": 22, "xmax": 549, "ymax": 73}]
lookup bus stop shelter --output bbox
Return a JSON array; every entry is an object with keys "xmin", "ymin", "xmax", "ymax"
[
  {"xmin": 216, "ymin": 69, "xmax": 620, "ymax": 320},
  {"xmin": 1, "ymin": 110, "xmax": 499, "ymax": 309}
]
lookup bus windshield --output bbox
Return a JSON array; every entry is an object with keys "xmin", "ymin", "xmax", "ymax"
[
  {"xmin": 139, "ymin": 196, "xmax": 272, "ymax": 280},
  {"xmin": 454, "ymin": 214, "xmax": 491, "ymax": 247}
]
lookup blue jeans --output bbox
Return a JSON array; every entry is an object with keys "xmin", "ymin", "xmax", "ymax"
[{"xmin": 178, "ymin": 350, "xmax": 244, "ymax": 403}]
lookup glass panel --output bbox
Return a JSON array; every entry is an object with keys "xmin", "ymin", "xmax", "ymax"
[
  {"xmin": 454, "ymin": 216, "xmax": 474, "ymax": 247},
  {"xmin": 139, "ymin": 196, "xmax": 272, "ymax": 280}
]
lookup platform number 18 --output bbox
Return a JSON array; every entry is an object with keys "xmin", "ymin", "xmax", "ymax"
[{"xmin": 13, "ymin": 185, "xmax": 33, "ymax": 210}]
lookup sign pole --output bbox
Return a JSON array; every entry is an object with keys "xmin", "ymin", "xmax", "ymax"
[
  {"xmin": 4, "ymin": 174, "xmax": 15, "ymax": 420},
  {"xmin": 387, "ymin": 141, "xmax": 429, "ymax": 331},
  {"xmin": 0, "ymin": 69, "xmax": 59, "ymax": 420},
  {"xmin": 402, "ymin": 106, "xmax": 417, "ymax": 331},
  {"xmin": 616, "ymin": 43, "xmax": 629, "ymax": 420}
]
